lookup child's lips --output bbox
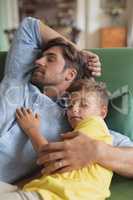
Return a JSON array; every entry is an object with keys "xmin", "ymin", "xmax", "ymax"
[{"xmin": 70, "ymin": 116, "xmax": 82, "ymax": 120}]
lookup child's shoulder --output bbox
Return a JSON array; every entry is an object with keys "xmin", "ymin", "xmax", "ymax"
[{"xmin": 74, "ymin": 116, "xmax": 112, "ymax": 144}]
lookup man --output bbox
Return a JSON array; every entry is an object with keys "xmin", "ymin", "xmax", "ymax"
[{"xmin": 0, "ymin": 17, "xmax": 100, "ymax": 183}]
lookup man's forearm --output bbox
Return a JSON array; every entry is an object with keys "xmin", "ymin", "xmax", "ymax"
[
  {"xmin": 39, "ymin": 22, "xmax": 79, "ymax": 50},
  {"xmin": 96, "ymin": 141, "xmax": 133, "ymax": 177}
]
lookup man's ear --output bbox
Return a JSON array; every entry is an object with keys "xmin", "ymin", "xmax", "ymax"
[
  {"xmin": 65, "ymin": 68, "xmax": 77, "ymax": 82},
  {"xmin": 100, "ymin": 105, "xmax": 108, "ymax": 119}
]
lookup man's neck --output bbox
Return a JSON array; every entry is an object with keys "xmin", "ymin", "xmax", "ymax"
[{"xmin": 42, "ymin": 83, "xmax": 70, "ymax": 98}]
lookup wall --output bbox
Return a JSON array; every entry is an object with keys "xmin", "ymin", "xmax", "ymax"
[
  {"xmin": 76, "ymin": 0, "xmax": 128, "ymax": 49},
  {"xmin": 76, "ymin": 0, "xmax": 110, "ymax": 49},
  {"xmin": 76, "ymin": 0, "xmax": 86, "ymax": 48},
  {"xmin": 0, "ymin": 0, "xmax": 19, "ymax": 51},
  {"xmin": 127, "ymin": 0, "xmax": 133, "ymax": 47}
]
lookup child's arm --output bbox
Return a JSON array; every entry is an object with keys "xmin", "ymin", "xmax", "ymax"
[{"xmin": 16, "ymin": 108, "xmax": 48, "ymax": 153}]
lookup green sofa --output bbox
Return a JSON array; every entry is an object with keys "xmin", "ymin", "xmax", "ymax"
[{"xmin": 0, "ymin": 49, "xmax": 133, "ymax": 199}]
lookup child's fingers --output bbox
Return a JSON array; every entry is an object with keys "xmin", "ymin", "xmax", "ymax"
[
  {"xmin": 35, "ymin": 113, "xmax": 40, "ymax": 119},
  {"xmin": 21, "ymin": 107, "xmax": 28, "ymax": 116},
  {"xmin": 27, "ymin": 108, "xmax": 32, "ymax": 114},
  {"xmin": 16, "ymin": 108, "xmax": 23, "ymax": 118},
  {"xmin": 61, "ymin": 132, "xmax": 78, "ymax": 140},
  {"xmin": 16, "ymin": 111, "xmax": 20, "ymax": 120},
  {"xmin": 26, "ymin": 108, "xmax": 34, "ymax": 117}
]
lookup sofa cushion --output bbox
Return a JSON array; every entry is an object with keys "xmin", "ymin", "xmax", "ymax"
[
  {"xmin": 91, "ymin": 48, "xmax": 133, "ymax": 140},
  {"xmin": 108, "ymin": 175, "xmax": 133, "ymax": 200}
]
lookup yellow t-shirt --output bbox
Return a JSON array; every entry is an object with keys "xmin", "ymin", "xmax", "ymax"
[{"xmin": 23, "ymin": 116, "xmax": 113, "ymax": 200}]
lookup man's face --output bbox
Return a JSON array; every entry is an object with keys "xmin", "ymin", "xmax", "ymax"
[
  {"xmin": 67, "ymin": 91, "xmax": 102, "ymax": 128},
  {"xmin": 31, "ymin": 47, "xmax": 68, "ymax": 89}
]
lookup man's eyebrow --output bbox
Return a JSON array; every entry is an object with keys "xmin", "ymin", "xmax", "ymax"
[{"xmin": 43, "ymin": 52, "xmax": 57, "ymax": 57}]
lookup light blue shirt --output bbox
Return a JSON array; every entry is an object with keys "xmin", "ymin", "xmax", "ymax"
[{"xmin": 0, "ymin": 17, "xmax": 133, "ymax": 183}]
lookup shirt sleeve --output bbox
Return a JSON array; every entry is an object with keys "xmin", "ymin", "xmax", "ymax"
[
  {"xmin": 110, "ymin": 129, "xmax": 133, "ymax": 147},
  {"xmin": 4, "ymin": 17, "xmax": 42, "ymax": 81}
]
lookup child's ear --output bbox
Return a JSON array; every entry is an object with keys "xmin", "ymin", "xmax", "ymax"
[{"xmin": 100, "ymin": 105, "xmax": 108, "ymax": 119}]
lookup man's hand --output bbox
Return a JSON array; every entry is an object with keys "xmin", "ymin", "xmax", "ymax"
[
  {"xmin": 16, "ymin": 108, "xmax": 40, "ymax": 136},
  {"xmin": 81, "ymin": 50, "xmax": 101, "ymax": 77},
  {"xmin": 37, "ymin": 131, "xmax": 133, "ymax": 177},
  {"xmin": 37, "ymin": 132, "xmax": 99, "ymax": 175}
]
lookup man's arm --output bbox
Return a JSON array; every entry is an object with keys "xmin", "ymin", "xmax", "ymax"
[
  {"xmin": 5, "ymin": 16, "xmax": 101, "ymax": 81},
  {"xmin": 96, "ymin": 142, "xmax": 133, "ymax": 177},
  {"xmin": 39, "ymin": 22, "xmax": 101, "ymax": 77},
  {"xmin": 5, "ymin": 17, "xmax": 42, "ymax": 81},
  {"xmin": 37, "ymin": 132, "xmax": 133, "ymax": 177}
]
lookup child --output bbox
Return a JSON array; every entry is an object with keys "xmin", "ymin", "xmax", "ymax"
[{"xmin": 0, "ymin": 78, "xmax": 113, "ymax": 200}]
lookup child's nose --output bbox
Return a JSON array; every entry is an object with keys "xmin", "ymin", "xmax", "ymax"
[{"xmin": 72, "ymin": 104, "xmax": 79, "ymax": 113}]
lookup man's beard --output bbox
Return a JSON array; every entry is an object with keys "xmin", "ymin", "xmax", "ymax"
[
  {"xmin": 31, "ymin": 77, "xmax": 44, "ymax": 93},
  {"xmin": 31, "ymin": 77, "xmax": 60, "ymax": 93}
]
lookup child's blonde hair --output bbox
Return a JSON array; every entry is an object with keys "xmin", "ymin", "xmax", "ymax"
[{"xmin": 68, "ymin": 78, "xmax": 110, "ymax": 107}]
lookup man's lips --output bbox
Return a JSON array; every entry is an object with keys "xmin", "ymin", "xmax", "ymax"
[{"xmin": 33, "ymin": 68, "xmax": 45, "ymax": 76}]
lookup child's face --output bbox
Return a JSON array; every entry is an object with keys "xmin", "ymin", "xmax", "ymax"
[{"xmin": 67, "ymin": 91, "xmax": 106, "ymax": 128}]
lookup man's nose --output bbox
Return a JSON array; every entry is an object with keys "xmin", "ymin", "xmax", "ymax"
[{"xmin": 35, "ymin": 57, "xmax": 46, "ymax": 67}]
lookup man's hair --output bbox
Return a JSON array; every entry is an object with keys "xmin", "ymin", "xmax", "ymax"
[
  {"xmin": 68, "ymin": 78, "xmax": 110, "ymax": 107},
  {"xmin": 42, "ymin": 37, "xmax": 88, "ymax": 80}
]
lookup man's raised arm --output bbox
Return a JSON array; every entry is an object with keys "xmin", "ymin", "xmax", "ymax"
[
  {"xmin": 5, "ymin": 16, "xmax": 101, "ymax": 81},
  {"xmin": 39, "ymin": 22, "xmax": 101, "ymax": 77},
  {"xmin": 5, "ymin": 17, "xmax": 42, "ymax": 81}
]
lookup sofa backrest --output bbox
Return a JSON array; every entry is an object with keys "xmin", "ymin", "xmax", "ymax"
[
  {"xmin": 90, "ymin": 48, "xmax": 133, "ymax": 93},
  {"xmin": 91, "ymin": 48, "xmax": 133, "ymax": 139}
]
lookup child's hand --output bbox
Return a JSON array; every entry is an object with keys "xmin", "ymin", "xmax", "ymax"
[{"xmin": 16, "ymin": 108, "xmax": 40, "ymax": 135}]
